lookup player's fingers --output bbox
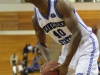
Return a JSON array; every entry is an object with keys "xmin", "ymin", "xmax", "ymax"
[
  {"xmin": 50, "ymin": 65, "xmax": 60, "ymax": 71},
  {"xmin": 40, "ymin": 63, "xmax": 46, "ymax": 72}
]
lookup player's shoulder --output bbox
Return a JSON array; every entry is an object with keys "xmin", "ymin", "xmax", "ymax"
[
  {"xmin": 56, "ymin": 0, "xmax": 73, "ymax": 10},
  {"xmin": 56, "ymin": 0, "xmax": 70, "ymax": 4},
  {"xmin": 56, "ymin": 0, "xmax": 74, "ymax": 16}
]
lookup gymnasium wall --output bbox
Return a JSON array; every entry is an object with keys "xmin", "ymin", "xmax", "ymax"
[
  {"xmin": 0, "ymin": 0, "xmax": 18, "ymax": 3},
  {"xmin": 0, "ymin": 3, "xmax": 100, "ymax": 12},
  {"xmin": 0, "ymin": 11, "xmax": 100, "ymax": 30},
  {"xmin": 0, "ymin": 3, "xmax": 100, "ymax": 30}
]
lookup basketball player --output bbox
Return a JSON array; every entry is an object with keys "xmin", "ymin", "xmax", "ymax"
[{"xmin": 25, "ymin": 0, "xmax": 99, "ymax": 75}]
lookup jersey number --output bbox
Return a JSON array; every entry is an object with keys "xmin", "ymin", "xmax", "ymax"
[{"xmin": 53, "ymin": 29, "xmax": 66, "ymax": 38}]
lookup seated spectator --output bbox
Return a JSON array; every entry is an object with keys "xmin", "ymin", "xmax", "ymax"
[
  {"xmin": 27, "ymin": 44, "xmax": 33, "ymax": 52},
  {"xmin": 18, "ymin": 61, "xmax": 23, "ymax": 75},
  {"xmin": 32, "ymin": 53, "xmax": 40, "ymax": 65},
  {"xmin": 10, "ymin": 53, "xmax": 18, "ymax": 66},
  {"xmin": 22, "ymin": 66, "xmax": 28, "ymax": 75},
  {"xmin": 32, "ymin": 53, "xmax": 44, "ymax": 71},
  {"xmin": 32, "ymin": 42, "xmax": 39, "ymax": 54},
  {"xmin": 23, "ymin": 53, "xmax": 28, "ymax": 67},
  {"xmin": 33, "ymin": 63, "xmax": 40, "ymax": 72},
  {"xmin": 38, "ymin": 55, "xmax": 45, "ymax": 69},
  {"xmin": 12, "ymin": 63, "xmax": 17, "ymax": 75},
  {"xmin": 27, "ymin": 64, "xmax": 34, "ymax": 73},
  {"xmin": 22, "ymin": 44, "xmax": 29, "ymax": 54}
]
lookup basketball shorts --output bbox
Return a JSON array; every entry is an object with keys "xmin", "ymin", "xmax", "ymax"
[{"xmin": 58, "ymin": 33, "xmax": 99, "ymax": 75}]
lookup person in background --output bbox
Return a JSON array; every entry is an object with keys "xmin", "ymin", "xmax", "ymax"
[
  {"xmin": 23, "ymin": 44, "xmax": 29, "ymax": 54},
  {"xmin": 32, "ymin": 42, "xmax": 39, "ymax": 54},
  {"xmin": 12, "ymin": 63, "xmax": 17, "ymax": 75},
  {"xmin": 92, "ymin": 25, "xmax": 98, "ymax": 35},
  {"xmin": 27, "ymin": 44, "xmax": 33, "ymax": 52},
  {"xmin": 22, "ymin": 66, "xmax": 28, "ymax": 75},
  {"xmin": 23, "ymin": 53, "xmax": 28, "ymax": 67},
  {"xmin": 32, "ymin": 53, "xmax": 44, "ymax": 71},
  {"xmin": 27, "ymin": 64, "xmax": 34, "ymax": 73},
  {"xmin": 18, "ymin": 61, "xmax": 23, "ymax": 75},
  {"xmin": 10, "ymin": 53, "xmax": 18, "ymax": 66}
]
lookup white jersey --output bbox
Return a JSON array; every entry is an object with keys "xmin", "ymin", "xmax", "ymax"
[
  {"xmin": 12, "ymin": 66, "xmax": 17, "ymax": 73},
  {"xmin": 18, "ymin": 65, "xmax": 23, "ymax": 72},
  {"xmin": 34, "ymin": 0, "xmax": 92, "ymax": 45}
]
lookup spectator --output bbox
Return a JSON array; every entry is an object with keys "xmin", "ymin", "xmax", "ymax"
[
  {"xmin": 23, "ymin": 53, "xmax": 28, "ymax": 67},
  {"xmin": 33, "ymin": 63, "xmax": 39, "ymax": 72},
  {"xmin": 18, "ymin": 61, "xmax": 23, "ymax": 75},
  {"xmin": 27, "ymin": 64, "xmax": 34, "ymax": 73},
  {"xmin": 92, "ymin": 25, "xmax": 98, "ymax": 35},
  {"xmin": 12, "ymin": 63, "xmax": 17, "ymax": 75},
  {"xmin": 32, "ymin": 53, "xmax": 40, "ymax": 65},
  {"xmin": 38, "ymin": 55, "xmax": 45, "ymax": 69},
  {"xmin": 32, "ymin": 53, "xmax": 44, "ymax": 71},
  {"xmin": 27, "ymin": 44, "xmax": 33, "ymax": 52},
  {"xmin": 23, "ymin": 44, "xmax": 29, "ymax": 54},
  {"xmin": 10, "ymin": 53, "xmax": 18, "ymax": 66},
  {"xmin": 32, "ymin": 42, "xmax": 39, "ymax": 54},
  {"xmin": 22, "ymin": 66, "xmax": 28, "ymax": 75}
]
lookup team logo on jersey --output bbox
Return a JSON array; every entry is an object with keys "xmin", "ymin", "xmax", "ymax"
[{"xmin": 51, "ymin": 13, "xmax": 56, "ymax": 18}]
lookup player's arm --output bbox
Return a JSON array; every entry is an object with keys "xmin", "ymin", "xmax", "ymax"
[
  {"xmin": 57, "ymin": 0, "xmax": 82, "ymax": 66},
  {"xmin": 32, "ymin": 15, "xmax": 50, "ymax": 63}
]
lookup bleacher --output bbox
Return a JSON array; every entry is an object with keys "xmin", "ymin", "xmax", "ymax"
[{"xmin": 0, "ymin": 35, "xmax": 50, "ymax": 75}]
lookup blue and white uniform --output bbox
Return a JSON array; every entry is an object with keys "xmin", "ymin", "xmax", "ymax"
[{"xmin": 34, "ymin": 0, "xmax": 99, "ymax": 75}]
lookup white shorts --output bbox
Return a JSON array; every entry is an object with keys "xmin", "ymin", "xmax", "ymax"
[{"xmin": 58, "ymin": 33, "xmax": 99, "ymax": 75}]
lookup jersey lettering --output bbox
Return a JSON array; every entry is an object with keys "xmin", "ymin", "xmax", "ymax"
[
  {"xmin": 53, "ymin": 29, "xmax": 66, "ymax": 38},
  {"xmin": 43, "ymin": 21, "xmax": 66, "ymax": 33},
  {"xmin": 59, "ymin": 35, "xmax": 71, "ymax": 45},
  {"xmin": 53, "ymin": 31, "xmax": 61, "ymax": 38},
  {"xmin": 53, "ymin": 29, "xmax": 71, "ymax": 45},
  {"xmin": 57, "ymin": 29, "xmax": 66, "ymax": 36}
]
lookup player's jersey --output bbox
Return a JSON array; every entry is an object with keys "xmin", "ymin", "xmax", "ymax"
[{"xmin": 34, "ymin": 0, "xmax": 92, "ymax": 45}]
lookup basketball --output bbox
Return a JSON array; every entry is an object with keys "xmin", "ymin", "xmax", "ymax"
[{"xmin": 41, "ymin": 61, "xmax": 59, "ymax": 75}]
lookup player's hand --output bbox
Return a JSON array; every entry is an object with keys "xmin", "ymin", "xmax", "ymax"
[
  {"xmin": 40, "ymin": 63, "xmax": 46, "ymax": 73},
  {"xmin": 51, "ymin": 63, "xmax": 68, "ymax": 75},
  {"xmin": 40, "ymin": 60, "xmax": 54, "ymax": 73}
]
